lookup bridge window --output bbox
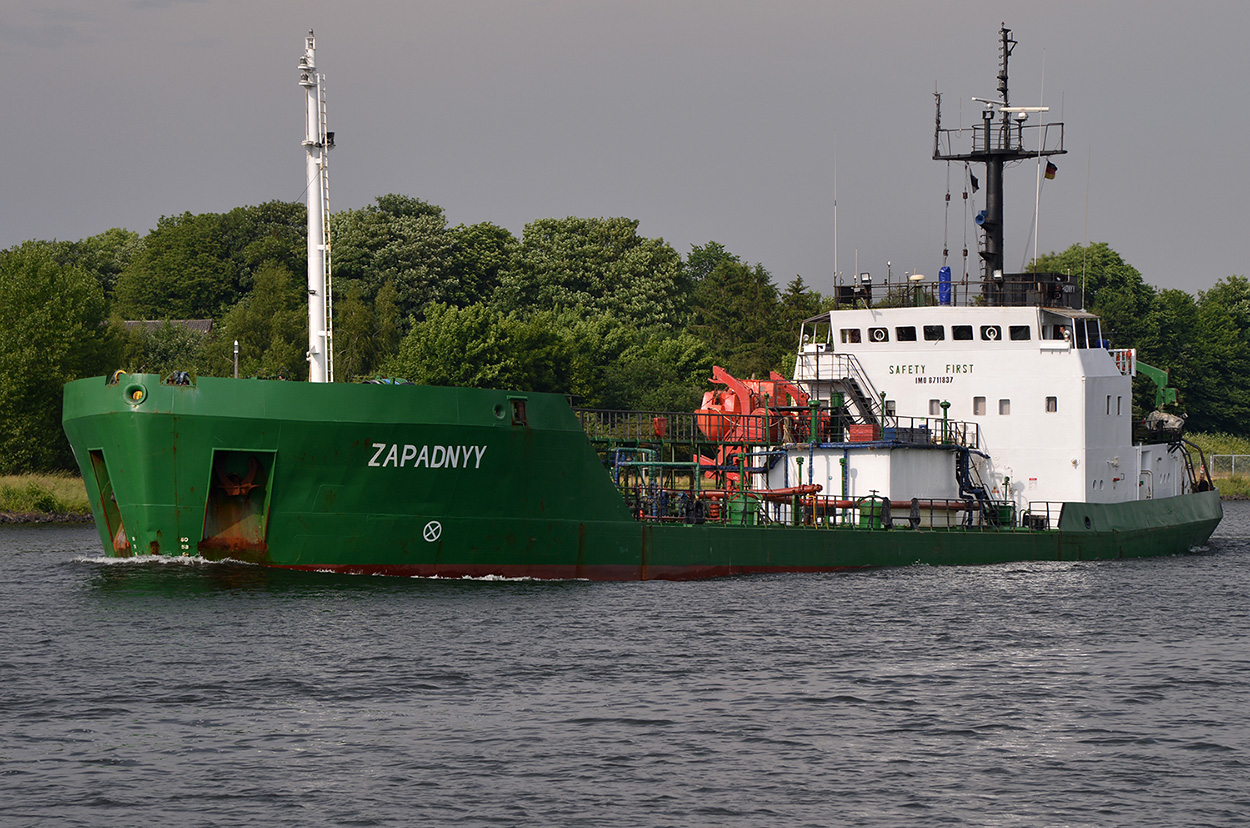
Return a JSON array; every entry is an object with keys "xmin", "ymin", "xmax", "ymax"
[
  {"xmin": 895, "ymin": 326, "xmax": 917, "ymax": 341},
  {"xmin": 1046, "ymin": 396, "xmax": 1058, "ymax": 412},
  {"xmin": 999, "ymin": 399, "xmax": 1011, "ymax": 415},
  {"xmin": 923, "ymin": 325, "xmax": 945, "ymax": 341},
  {"xmin": 973, "ymin": 396, "xmax": 986, "ymax": 416},
  {"xmin": 1010, "ymin": 325, "xmax": 1031, "ymax": 341},
  {"xmin": 868, "ymin": 327, "xmax": 889, "ymax": 343},
  {"xmin": 980, "ymin": 325, "xmax": 1001, "ymax": 341},
  {"xmin": 952, "ymin": 325, "xmax": 973, "ymax": 340},
  {"xmin": 840, "ymin": 328, "xmax": 861, "ymax": 343}
]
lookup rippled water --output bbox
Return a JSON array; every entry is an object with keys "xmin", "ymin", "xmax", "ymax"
[{"xmin": 3, "ymin": 504, "xmax": 1249, "ymax": 827}]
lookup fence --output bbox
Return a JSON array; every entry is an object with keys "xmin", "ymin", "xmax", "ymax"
[{"xmin": 1208, "ymin": 455, "xmax": 1250, "ymax": 479}]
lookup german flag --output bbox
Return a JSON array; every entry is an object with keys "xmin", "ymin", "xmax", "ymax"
[{"xmin": 1044, "ymin": 161, "xmax": 1058, "ymax": 180}]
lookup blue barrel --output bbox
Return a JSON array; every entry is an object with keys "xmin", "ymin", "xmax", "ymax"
[{"xmin": 939, "ymin": 266, "xmax": 952, "ymax": 305}]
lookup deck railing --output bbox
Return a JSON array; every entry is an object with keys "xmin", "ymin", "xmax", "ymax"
[{"xmin": 574, "ymin": 408, "xmax": 980, "ymax": 451}]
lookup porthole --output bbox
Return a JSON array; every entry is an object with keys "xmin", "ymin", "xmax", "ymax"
[{"xmin": 869, "ymin": 327, "xmax": 889, "ymax": 342}]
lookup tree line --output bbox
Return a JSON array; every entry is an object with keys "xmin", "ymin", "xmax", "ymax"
[{"xmin": 0, "ymin": 194, "xmax": 1245, "ymax": 472}]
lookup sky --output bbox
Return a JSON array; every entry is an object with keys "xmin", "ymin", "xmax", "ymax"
[{"xmin": 3, "ymin": 0, "xmax": 1248, "ymax": 297}]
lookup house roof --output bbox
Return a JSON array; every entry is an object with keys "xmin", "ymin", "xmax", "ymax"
[{"xmin": 123, "ymin": 319, "xmax": 214, "ymax": 335}]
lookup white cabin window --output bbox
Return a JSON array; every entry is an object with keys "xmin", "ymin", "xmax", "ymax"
[
  {"xmin": 929, "ymin": 399, "xmax": 941, "ymax": 415},
  {"xmin": 1046, "ymin": 396, "xmax": 1058, "ymax": 412},
  {"xmin": 1117, "ymin": 396, "xmax": 1122, "ymax": 416},
  {"xmin": 868, "ymin": 327, "xmax": 889, "ymax": 343},
  {"xmin": 953, "ymin": 325, "xmax": 973, "ymax": 341},
  {"xmin": 973, "ymin": 396, "xmax": 986, "ymax": 416},
  {"xmin": 980, "ymin": 325, "xmax": 1001, "ymax": 341},
  {"xmin": 1106, "ymin": 395, "xmax": 1112, "ymax": 415},
  {"xmin": 1009, "ymin": 325, "xmax": 1031, "ymax": 341},
  {"xmin": 885, "ymin": 400, "xmax": 896, "ymax": 416},
  {"xmin": 895, "ymin": 326, "xmax": 917, "ymax": 342},
  {"xmin": 923, "ymin": 325, "xmax": 945, "ymax": 341},
  {"xmin": 999, "ymin": 399, "xmax": 1011, "ymax": 415},
  {"xmin": 840, "ymin": 328, "xmax": 861, "ymax": 343}
]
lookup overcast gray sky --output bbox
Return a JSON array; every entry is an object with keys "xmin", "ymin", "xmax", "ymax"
[{"xmin": 3, "ymin": 0, "xmax": 1246, "ymax": 296}]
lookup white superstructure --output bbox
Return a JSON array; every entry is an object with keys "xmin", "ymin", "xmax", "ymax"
[{"xmin": 782, "ymin": 303, "xmax": 1189, "ymax": 516}]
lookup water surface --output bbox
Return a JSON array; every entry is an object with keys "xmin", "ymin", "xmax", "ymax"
[{"xmin": 3, "ymin": 504, "xmax": 1249, "ymax": 827}]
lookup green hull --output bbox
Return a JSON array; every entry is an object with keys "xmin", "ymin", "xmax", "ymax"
[{"xmin": 62, "ymin": 374, "xmax": 1223, "ymax": 580}]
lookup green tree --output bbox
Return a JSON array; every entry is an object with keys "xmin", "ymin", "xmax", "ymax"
[
  {"xmin": 0, "ymin": 244, "xmax": 117, "ymax": 471},
  {"xmin": 114, "ymin": 202, "xmax": 305, "ymax": 320},
  {"xmin": 387, "ymin": 303, "xmax": 705, "ymax": 407},
  {"xmin": 118, "ymin": 319, "xmax": 213, "ymax": 376},
  {"xmin": 687, "ymin": 247, "xmax": 783, "ymax": 378},
  {"xmin": 495, "ymin": 217, "xmax": 688, "ymax": 329},
  {"xmin": 1188, "ymin": 276, "xmax": 1250, "ymax": 433},
  {"xmin": 598, "ymin": 330, "xmax": 712, "ymax": 411},
  {"xmin": 444, "ymin": 221, "xmax": 517, "ymax": 306},
  {"xmin": 388, "ymin": 303, "xmax": 576, "ymax": 394},
  {"xmin": 331, "ymin": 194, "xmax": 451, "ymax": 321},
  {"xmin": 1031, "ymin": 242, "xmax": 1156, "ymax": 345},
  {"xmin": 114, "ymin": 211, "xmax": 232, "ymax": 319},
  {"xmin": 683, "ymin": 240, "xmax": 737, "ymax": 283},
  {"xmin": 204, "ymin": 262, "xmax": 307, "ymax": 380},
  {"xmin": 5, "ymin": 230, "xmax": 141, "ymax": 304},
  {"xmin": 332, "ymin": 279, "xmax": 403, "ymax": 381}
]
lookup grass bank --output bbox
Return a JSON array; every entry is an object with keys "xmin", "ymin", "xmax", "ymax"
[{"xmin": 0, "ymin": 472, "xmax": 91, "ymax": 520}]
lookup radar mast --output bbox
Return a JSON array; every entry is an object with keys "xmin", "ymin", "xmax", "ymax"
[
  {"xmin": 299, "ymin": 31, "xmax": 335, "ymax": 382},
  {"xmin": 934, "ymin": 25, "xmax": 1065, "ymax": 302}
]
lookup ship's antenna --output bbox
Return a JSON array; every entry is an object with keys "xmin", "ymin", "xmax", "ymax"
[
  {"xmin": 1031, "ymin": 48, "xmax": 1045, "ymax": 271},
  {"xmin": 932, "ymin": 24, "xmax": 1065, "ymax": 303},
  {"xmin": 300, "ymin": 30, "xmax": 334, "ymax": 383},
  {"xmin": 833, "ymin": 132, "xmax": 839, "ymax": 297},
  {"xmin": 1082, "ymin": 147, "xmax": 1091, "ymax": 309}
]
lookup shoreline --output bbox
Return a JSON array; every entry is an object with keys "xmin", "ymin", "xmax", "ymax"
[{"xmin": 0, "ymin": 512, "xmax": 94, "ymax": 525}]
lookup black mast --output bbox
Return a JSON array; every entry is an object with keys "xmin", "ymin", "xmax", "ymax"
[{"xmin": 934, "ymin": 25, "xmax": 1065, "ymax": 304}]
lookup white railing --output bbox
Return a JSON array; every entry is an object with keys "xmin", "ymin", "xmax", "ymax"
[{"xmin": 1109, "ymin": 348, "xmax": 1135, "ymax": 376}]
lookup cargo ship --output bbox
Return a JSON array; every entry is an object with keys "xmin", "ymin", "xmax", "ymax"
[{"xmin": 61, "ymin": 28, "xmax": 1221, "ymax": 580}]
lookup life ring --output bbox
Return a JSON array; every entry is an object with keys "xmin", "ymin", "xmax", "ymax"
[{"xmin": 871, "ymin": 328, "xmax": 888, "ymax": 342}]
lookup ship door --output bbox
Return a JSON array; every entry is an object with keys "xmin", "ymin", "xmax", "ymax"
[
  {"xmin": 199, "ymin": 449, "xmax": 276, "ymax": 560},
  {"xmin": 88, "ymin": 450, "xmax": 130, "ymax": 556}
]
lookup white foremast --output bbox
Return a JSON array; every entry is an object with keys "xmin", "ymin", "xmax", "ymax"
[{"xmin": 299, "ymin": 31, "xmax": 333, "ymax": 383}]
